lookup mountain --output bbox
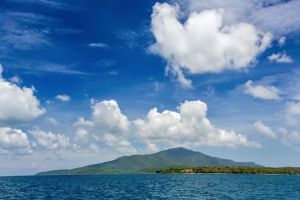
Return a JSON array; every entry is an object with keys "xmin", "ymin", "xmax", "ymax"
[{"xmin": 36, "ymin": 147, "xmax": 259, "ymax": 175}]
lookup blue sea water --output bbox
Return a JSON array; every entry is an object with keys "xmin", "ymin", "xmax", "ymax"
[{"xmin": 0, "ymin": 174, "xmax": 299, "ymax": 200}]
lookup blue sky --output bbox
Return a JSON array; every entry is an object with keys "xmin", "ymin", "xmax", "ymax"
[{"xmin": 0, "ymin": 0, "xmax": 300, "ymax": 175}]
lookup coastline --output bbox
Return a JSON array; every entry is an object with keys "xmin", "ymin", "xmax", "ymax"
[{"xmin": 156, "ymin": 166, "xmax": 300, "ymax": 175}]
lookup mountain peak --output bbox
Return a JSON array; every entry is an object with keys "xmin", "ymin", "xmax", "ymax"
[
  {"xmin": 168, "ymin": 147, "xmax": 191, "ymax": 151},
  {"xmin": 161, "ymin": 147, "xmax": 195, "ymax": 154},
  {"xmin": 163, "ymin": 147, "xmax": 191, "ymax": 152}
]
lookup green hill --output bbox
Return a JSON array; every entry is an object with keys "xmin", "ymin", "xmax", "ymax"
[{"xmin": 36, "ymin": 147, "xmax": 259, "ymax": 175}]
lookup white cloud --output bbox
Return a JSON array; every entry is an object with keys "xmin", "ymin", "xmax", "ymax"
[
  {"xmin": 0, "ymin": 11, "xmax": 49, "ymax": 51},
  {"xmin": 253, "ymin": 121, "xmax": 277, "ymax": 139},
  {"xmin": 284, "ymin": 101, "xmax": 300, "ymax": 126},
  {"xmin": 88, "ymin": 43, "xmax": 108, "ymax": 48},
  {"xmin": 133, "ymin": 100, "xmax": 260, "ymax": 150},
  {"xmin": 268, "ymin": 52, "xmax": 293, "ymax": 63},
  {"xmin": 74, "ymin": 117, "xmax": 93, "ymax": 127},
  {"xmin": 55, "ymin": 94, "xmax": 71, "ymax": 102},
  {"xmin": 286, "ymin": 102, "xmax": 300, "ymax": 116},
  {"xmin": 76, "ymin": 99, "xmax": 260, "ymax": 154},
  {"xmin": 15, "ymin": 62, "xmax": 89, "ymax": 75},
  {"xmin": 245, "ymin": 72, "xmax": 300, "ymax": 128},
  {"xmin": 255, "ymin": 70, "xmax": 300, "ymax": 101},
  {"xmin": 180, "ymin": 0, "xmax": 300, "ymax": 35},
  {"xmin": 90, "ymin": 100, "xmax": 129, "ymax": 133},
  {"xmin": 89, "ymin": 143, "xmax": 101, "ymax": 153},
  {"xmin": 279, "ymin": 128, "xmax": 300, "ymax": 146},
  {"xmin": 248, "ymin": 0, "xmax": 300, "ymax": 35},
  {"xmin": 45, "ymin": 117, "xmax": 58, "ymax": 125},
  {"xmin": 244, "ymin": 80, "xmax": 281, "ymax": 100},
  {"xmin": 10, "ymin": 0, "xmax": 78, "ymax": 11},
  {"xmin": 74, "ymin": 100, "xmax": 134, "ymax": 154},
  {"xmin": 150, "ymin": 3, "xmax": 272, "ymax": 87},
  {"xmin": 9, "ymin": 75, "xmax": 22, "ymax": 84},
  {"xmin": 0, "ymin": 127, "xmax": 31, "ymax": 154},
  {"xmin": 101, "ymin": 133, "xmax": 137, "ymax": 154},
  {"xmin": 0, "ymin": 64, "xmax": 45, "ymax": 124},
  {"xmin": 74, "ymin": 128, "xmax": 89, "ymax": 144},
  {"xmin": 30, "ymin": 129, "xmax": 70, "ymax": 150},
  {"xmin": 278, "ymin": 36, "xmax": 286, "ymax": 47},
  {"xmin": 0, "ymin": 64, "xmax": 3, "ymax": 76},
  {"xmin": 284, "ymin": 131, "xmax": 300, "ymax": 145}
]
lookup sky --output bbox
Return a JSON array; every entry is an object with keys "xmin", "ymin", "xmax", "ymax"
[{"xmin": 0, "ymin": 0, "xmax": 300, "ymax": 175}]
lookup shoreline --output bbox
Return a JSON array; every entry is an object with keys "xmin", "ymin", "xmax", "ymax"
[
  {"xmin": 156, "ymin": 166, "xmax": 300, "ymax": 175},
  {"xmin": 1, "ymin": 173, "xmax": 300, "ymax": 177}
]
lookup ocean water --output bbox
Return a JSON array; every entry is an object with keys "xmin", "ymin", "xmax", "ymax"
[{"xmin": 0, "ymin": 174, "xmax": 299, "ymax": 199}]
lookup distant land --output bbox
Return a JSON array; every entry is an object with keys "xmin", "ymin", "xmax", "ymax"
[
  {"xmin": 36, "ymin": 147, "xmax": 259, "ymax": 175},
  {"xmin": 157, "ymin": 166, "xmax": 300, "ymax": 175}
]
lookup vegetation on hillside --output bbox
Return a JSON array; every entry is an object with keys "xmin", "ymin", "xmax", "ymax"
[{"xmin": 157, "ymin": 166, "xmax": 300, "ymax": 175}]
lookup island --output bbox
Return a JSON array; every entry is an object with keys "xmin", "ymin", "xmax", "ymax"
[
  {"xmin": 36, "ymin": 147, "xmax": 300, "ymax": 175},
  {"xmin": 36, "ymin": 147, "xmax": 259, "ymax": 175}
]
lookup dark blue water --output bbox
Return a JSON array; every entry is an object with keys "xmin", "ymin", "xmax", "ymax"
[{"xmin": 0, "ymin": 174, "xmax": 299, "ymax": 199}]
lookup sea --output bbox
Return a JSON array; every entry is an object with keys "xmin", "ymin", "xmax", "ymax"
[{"xmin": 0, "ymin": 174, "xmax": 299, "ymax": 199}]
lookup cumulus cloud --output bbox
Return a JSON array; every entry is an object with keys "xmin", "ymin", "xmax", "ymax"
[
  {"xmin": 90, "ymin": 100, "xmax": 129, "ymax": 133},
  {"xmin": 268, "ymin": 52, "xmax": 293, "ymax": 63},
  {"xmin": 133, "ymin": 100, "xmax": 260, "ymax": 150},
  {"xmin": 0, "ymin": 127, "xmax": 31, "ymax": 155},
  {"xmin": 0, "ymin": 64, "xmax": 45, "ymax": 124},
  {"xmin": 75, "ymin": 99, "xmax": 260, "ymax": 154},
  {"xmin": 150, "ymin": 3, "xmax": 272, "ymax": 87},
  {"xmin": 253, "ymin": 121, "xmax": 277, "ymax": 139},
  {"xmin": 244, "ymin": 80, "xmax": 281, "ymax": 100},
  {"xmin": 30, "ymin": 129, "xmax": 70, "ymax": 150},
  {"xmin": 55, "ymin": 94, "xmax": 71, "ymax": 102},
  {"xmin": 74, "ymin": 100, "xmax": 134, "ymax": 153}
]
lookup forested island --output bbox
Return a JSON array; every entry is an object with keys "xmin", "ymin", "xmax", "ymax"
[
  {"xmin": 157, "ymin": 166, "xmax": 300, "ymax": 175},
  {"xmin": 36, "ymin": 147, "xmax": 259, "ymax": 175},
  {"xmin": 37, "ymin": 147, "xmax": 300, "ymax": 176}
]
